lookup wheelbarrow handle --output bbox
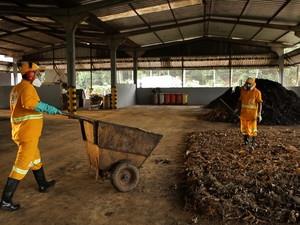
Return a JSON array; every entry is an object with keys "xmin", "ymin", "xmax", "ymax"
[
  {"xmin": 60, "ymin": 112, "xmax": 95, "ymax": 122},
  {"xmin": 60, "ymin": 112, "xmax": 82, "ymax": 120}
]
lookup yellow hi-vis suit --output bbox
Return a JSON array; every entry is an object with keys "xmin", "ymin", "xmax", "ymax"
[
  {"xmin": 239, "ymin": 87, "xmax": 263, "ymax": 137},
  {"xmin": 9, "ymin": 80, "xmax": 43, "ymax": 180}
]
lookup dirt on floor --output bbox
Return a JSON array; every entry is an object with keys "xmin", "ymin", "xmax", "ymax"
[{"xmin": 0, "ymin": 106, "xmax": 298, "ymax": 225}]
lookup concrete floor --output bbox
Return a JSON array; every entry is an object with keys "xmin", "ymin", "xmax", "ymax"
[{"xmin": 0, "ymin": 106, "xmax": 238, "ymax": 225}]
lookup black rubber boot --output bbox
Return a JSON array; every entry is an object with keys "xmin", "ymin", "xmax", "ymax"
[
  {"xmin": 0, "ymin": 177, "xmax": 20, "ymax": 211},
  {"xmin": 32, "ymin": 167, "xmax": 56, "ymax": 193},
  {"xmin": 243, "ymin": 135, "xmax": 249, "ymax": 145},
  {"xmin": 251, "ymin": 136, "xmax": 257, "ymax": 148}
]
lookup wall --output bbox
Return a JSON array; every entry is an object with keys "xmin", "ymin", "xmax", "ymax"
[
  {"xmin": 0, "ymin": 72, "xmax": 11, "ymax": 86},
  {"xmin": 288, "ymin": 87, "xmax": 300, "ymax": 97},
  {"xmin": 37, "ymin": 84, "xmax": 62, "ymax": 108},
  {"xmin": 136, "ymin": 87, "xmax": 229, "ymax": 105},
  {"xmin": 0, "ymin": 84, "xmax": 62, "ymax": 109},
  {"xmin": 0, "ymin": 86, "xmax": 12, "ymax": 108},
  {"xmin": 117, "ymin": 84, "xmax": 136, "ymax": 108}
]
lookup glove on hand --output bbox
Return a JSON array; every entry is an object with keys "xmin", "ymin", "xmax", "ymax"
[
  {"xmin": 35, "ymin": 102, "xmax": 62, "ymax": 115},
  {"xmin": 257, "ymin": 114, "xmax": 262, "ymax": 123}
]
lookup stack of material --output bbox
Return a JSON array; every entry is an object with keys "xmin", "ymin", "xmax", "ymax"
[
  {"xmin": 205, "ymin": 79, "xmax": 300, "ymax": 125},
  {"xmin": 184, "ymin": 128, "xmax": 300, "ymax": 224}
]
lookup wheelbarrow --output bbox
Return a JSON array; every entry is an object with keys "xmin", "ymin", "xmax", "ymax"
[{"xmin": 62, "ymin": 113, "xmax": 163, "ymax": 192}]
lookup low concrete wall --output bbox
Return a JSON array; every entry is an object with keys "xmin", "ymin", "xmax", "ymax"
[
  {"xmin": 0, "ymin": 72, "xmax": 11, "ymax": 86},
  {"xmin": 0, "ymin": 84, "xmax": 62, "ymax": 109},
  {"xmin": 117, "ymin": 84, "xmax": 136, "ymax": 108},
  {"xmin": 136, "ymin": 87, "xmax": 229, "ymax": 105},
  {"xmin": 37, "ymin": 84, "xmax": 62, "ymax": 108},
  {"xmin": 0, "ymin": 86, "xmax": 12, "ymax": 108},
  {"xmin": 288, "ymin": 87, "xmax": 300, "ymax": 97}
]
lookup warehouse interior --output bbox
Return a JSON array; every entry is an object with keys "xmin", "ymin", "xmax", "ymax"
[{"xmin": 0, "ymin": 0, "xmax": 300, "ymax": 225}]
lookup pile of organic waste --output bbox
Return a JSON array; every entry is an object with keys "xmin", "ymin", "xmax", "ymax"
[
  {"xmin": 184, "ymin": 128, "xmax": 300, "ymax": 224},
  {"xmin": 205, "ymin": 79, "xmax": 300, "ymax": 125}
]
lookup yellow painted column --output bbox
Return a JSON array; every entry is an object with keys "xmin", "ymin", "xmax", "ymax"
[
  {"xmin": 111, "ymin": 86, "xmax": 117, "ymax": 109},
  {"xmin": 68, "ymin": 86, "xmax": 77, "ymax": 113}
]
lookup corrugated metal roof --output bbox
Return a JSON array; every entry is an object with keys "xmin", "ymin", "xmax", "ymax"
[
  {"xmin": 208, "ymin": 22, "xmax": 234, "ymax": 37},
  {"xmin": 0, "ymin": 0, "xmax": 299, "ymax": 60},
  {"xmin": 231, "ymin": 24, "xmax": 261, "ymax": 39},
  {"xmin": 128, "ymin": 33, "xmax": 161, "ymax": 46},
  {"xmin": 180, "ymin": 23, "xmax": 203, "ymax": 39},
  {"xmin": 253, "ymin": 28, "xmax": 287, "ymax": 42}
]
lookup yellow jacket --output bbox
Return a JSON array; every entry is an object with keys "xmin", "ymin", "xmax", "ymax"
[
  {"xmin": 240, "ymin": 87, "xmax": 263, "ymax": 120},
  {"xmin": 10, "ymin": 80, "xmax": 43, "ymax": 141}
]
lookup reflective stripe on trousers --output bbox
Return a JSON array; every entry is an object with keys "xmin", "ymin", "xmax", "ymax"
[
  {"xmin": 241, "ymin": 104, "xmax": 257, "ymax": 110},
  {"xmin": 11, "ymin": 158, "xmax": 42, "ymax": 177},
  {"xmin": 11, "ymin": 114, "xmax": 43, "ymax": 123}
]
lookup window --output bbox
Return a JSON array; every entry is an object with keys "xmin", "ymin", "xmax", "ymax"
[
  {"xmin": 184, "ymin": 69, "xmax": 214, "ymax": 87},
  {"xmin": 283, "ymin": 66, "xmax": 298, "ymax": 87},
  {"xmin": 117, "ymin": 70, "xmax": 133, "ymax": 84},
  {"xmin": 137, "ymin": 69, "xmax": 182, "ymax": 88},
  {"xmin": 76, "ymin": 71, "xmax": 111, "ymax": 97},
  {"xmin": 231, "ymin": 68, "xmax": 280, "ymax": 86},
  {"xmin": 257, "ymin": 68, "xmax": 280, "ymax": 83},
  {"xmin": 215, "ymin": 69, "xmax": 230, "ymax": 87}
]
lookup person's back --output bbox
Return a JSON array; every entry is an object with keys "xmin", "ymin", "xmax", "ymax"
[{"xmin": 240, "ymin": 87, "xmax": 262, "ymax": 121}]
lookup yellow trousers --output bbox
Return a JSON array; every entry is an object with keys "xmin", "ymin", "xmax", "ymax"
[
  {"xmin": 240, "ymin": 118, "xmax": 257, "ymax": 137},
  {"xmin": 9, "ymin": 138, "xmax": 43, "ymax": 180}
]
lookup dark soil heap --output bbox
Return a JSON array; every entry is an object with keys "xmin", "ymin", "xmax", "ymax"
[
  {"xmin": 205, "ymin": 79, "xmax": 300, "ymax": 125},
  {"xmin": 184, "ymin": 128, "xmax": 300, "ymax": 224}
]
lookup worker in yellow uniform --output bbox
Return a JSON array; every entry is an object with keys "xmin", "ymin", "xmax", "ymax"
[
  {"xmin": 0, "ymin": 62, "xmax": 62, "ymax": 211},
  {"xmin": 237, "ymin": 77, "xmax": 263, "ymax": 149}
]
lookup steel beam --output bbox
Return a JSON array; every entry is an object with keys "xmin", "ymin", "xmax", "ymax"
[
  {"xmin": 0, "ymin": 16, "xmax": 65, "ymax": 41},
  {"xmin": 71, "ymin": 0, "xmax": 133, "ymax": 15},
  {"xmin": 228, "ymin": 0, "xmax": 250, "ymax": 38},
  {"xmin": 250, "ymin": 0, "xmax": 291, "ymax": 40},
  {"xmin": 0, "ymin": 28, "xmax": 52, "ymax": 45},
  {"xmin": 116, "ymin": 17, "xmax": 299, "ymax": 39},
  {"xmin": 133, "ymin": 50, "xmax": 138, "ymax": 85},
  {"xmin": 167, "ymin": 0, "xmax": 185, "ymax": 40},
  {"xmin": 0, "ymin": 5, "xmax": 66, "ymax": 17},
  {"xmin": 128, "ymin": 3, "xmax": 164, "ymax": 44},
  {"xmin": 0, "ymin": 38, "xmax": 37, "ymax": 49}
]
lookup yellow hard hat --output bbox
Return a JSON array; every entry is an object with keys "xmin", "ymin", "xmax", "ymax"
[
  {"xmin": 20, "ymin": 62, "xmax": 40, "ymax": 75},
  {"xmin": 245, "ymin": 77, "xmax": 255, "ymax": 85}
]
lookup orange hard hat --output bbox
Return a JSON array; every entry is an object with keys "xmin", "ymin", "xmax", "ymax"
[{"xmin": 19, "ymin": 62, "xmax": 40, "ymax": 75}]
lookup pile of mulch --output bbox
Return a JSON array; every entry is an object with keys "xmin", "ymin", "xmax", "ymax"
[
  {"xmin": 184, "ymin": 128, "xmax": 300, "ymax": 224},
  {"xmin": 205, "ymin": 79, "xmax": 300, "ymax": 125}
]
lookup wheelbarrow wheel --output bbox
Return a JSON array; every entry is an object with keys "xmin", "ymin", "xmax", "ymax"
[{"xmin": 111, "ymin": 162, "xmax": 140, "ymax": 192}]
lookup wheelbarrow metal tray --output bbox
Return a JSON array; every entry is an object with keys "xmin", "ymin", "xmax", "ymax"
[{"xmin": 78, "ymin": 116, "xmax": 162, "ymax": 171}]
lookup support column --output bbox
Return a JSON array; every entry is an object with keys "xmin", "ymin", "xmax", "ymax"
[
  {"xmin": 54, "ymin": 15, "xmax": 83, "ymax": 114},
  {"xmin": 229, "ymin": 44, "xmax": 232, "ymax": 87},
  {"xmin": 279, "ymin": 54, "xmax": 284, "ymax": 85},
  {"xmin": 109, "ymin": 39, "xmax": 122, "ymax": 109},
  {"xmin": 66, "ymin": 26, "xmax": 77, "ymax": 113},
  {"xmin": 133, "ymin": 51, "xmax": 138, "ymax": 85},
  {"xmin": 297, "ymin": 65, "xmax": 300, "ymax": 86},
  {"xmin": 181, "ymin": 56, "xmax": 184, "ymax": 87},
  {"xmin": 272, "ymin": 46, "xmax": 284, "ymax": 85},
  {"xmin": 213, "ymin": 69, "xmax": 216, "ymax": 87},
  {"xmin": 13, "ymin": 58, "xmax": 18, "ymax": 85},
  {"xmin": 89, "ymin": 44, "xmax": 93, "ymax": 95}
]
